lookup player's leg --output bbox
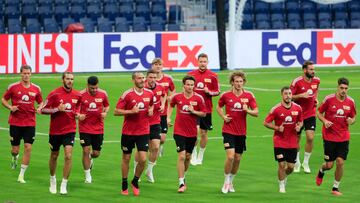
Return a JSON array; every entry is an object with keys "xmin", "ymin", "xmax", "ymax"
[
  {"xmin": 120, "ymin": 135, "xmax": 135, "ymax": 195},
  {"xmin": 60, "ymin": 133, "xmax": 75, "ymax": 195},
  {"xmin": 302, "ymin": 118, "xmax": 316, "ymax": 173},
  {"xmin": 48, "ymin": 135, "xmax": 61, "ymax": 194},
  {"xmin": 274, "ymin": 148, "xmax": 286, "ymax": 193},
  {"xmin": 316, "ymin": 140, "xmax": 336, "ymax": 186},
  {"xmin": 197, "ymin": 114, "xmax": 212, "ymax": 165},
  {"xmin": 80, "ymin": 133, "xmax": 92, "ymax": 183},
  {"xmin": 174, "ymin": 134, "xmax": 187, "ymax": 192},
  {"xmin": 131, "ymin": 135, "xmax": 149, "ymax": 196},
  {"xmin": 145, "ymin": 125, "xmax": 161, "ymax": 183},
  {"xmin": 331, "ymin": 141, "xmax": 348, "ymax": 196},
  {"xmin": 159, "ymin": 115, "xmax": 168, "ymax": 157},
  {"xmin": 9, "ymin": 126, "xmax": 21, "ymax": 169},
  {"xmin": 89, "ymin": 134, "xmax": 103, "ymax": 169},
  {"xmin": 17, "ymin": 126, "xmax": 35, "ymax": 183}
]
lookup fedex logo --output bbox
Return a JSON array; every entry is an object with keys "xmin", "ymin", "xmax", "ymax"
[
  {"xmin": 262, "ymin": 31, "xmax": 355, "ymax": 66},
  {"xmin": 103, "ymin": 33, "xmax": 202, "ymax": 69},
  {"xmin": 0, "ymin": 34, "xmax": 73, "ymax": 74}
]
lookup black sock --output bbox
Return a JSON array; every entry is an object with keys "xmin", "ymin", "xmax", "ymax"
[
  {"xmin": 332, "ymin": 187, "xmax": 339, "ymax": 191},
  {"xmin": 122, "ymin": 178, "xmax": 128, "ymax": 191},
  {"xmin": 132, "ymin": 176, "xmax": 139, "ymax": 188},
  {"xmin": 317, "ymin": 170, "xmax": 325, "ymax": 178}
]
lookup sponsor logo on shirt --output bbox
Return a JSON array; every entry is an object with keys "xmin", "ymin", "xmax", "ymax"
[
  {"xmin": 65, "ymin": 103, "xmax": 72, "ymax": 110},
  {"xmin": 231, "ymin": 102, "xmax": 243, "ymax": 112},
  {"xmin": 21, "ymin": 95, "xmax": 29, "ymax": 101},
  {"xmin": 197, "ymin": 82, "xmax": 204, "ymax": 89},
  {"xmin": 283, "ymin": 116, "xmax": 294, "ymax": 124},
  {"xmin": 137, "ymin": 102, "xmax": 145, "ymax": 109},
  {"xmin": 307, "ymin": 89, "xmax": 313, "ymax": 96},
  {"xmin": 335, "ymin": 109, "xmax": 345, "ymax": 117}
]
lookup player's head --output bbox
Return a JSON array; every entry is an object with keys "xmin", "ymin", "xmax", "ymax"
[
  {"xmin": 230, "ymin": 71, "xmax": 246, "ymax": 90},
  {"xmin": 20, "ymin": 65, "xmax": 32, "ymax": 83},
  {"xmin": 281, "ymin": 86, "xmax": 292, "ymax": 104},
  {"xmin": 197, "ymin": 53, "xmax": 208, "ymax": 71},
  {"xmin": 62, "ymin": 72, "xmax": 74, "ymax": 90},
  {"xmin": 183, "ymin": 75, "xmax": 195, "ymax": 93},
  {"xmin": 302, "ymin": 60, "xmax": 315, "ymax": 79},
  {"xmin": 151, "ymin": 58, "xmax": 163, "ymax": 73},
  {"xmin": 132, "ymin": 72, "xmax": 145, "ymax": 89},
  {"xmin": 87, "ymin": 76, "xmax": 99, "ymax": 96},
  {"xmin": 146, "ymin": 69, "xmax": 158, "ymax": 88},
  {"xmin": 337, "ymin": 77, "xmax": 349, "ymax": 98}
]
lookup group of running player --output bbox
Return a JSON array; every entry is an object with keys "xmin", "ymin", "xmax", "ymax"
[{"xmin": 2, "ymin": 54, "xmax": 356, "ymax": 197}]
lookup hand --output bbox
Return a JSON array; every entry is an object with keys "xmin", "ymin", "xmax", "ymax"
[
  {"xmin": 314, "ymin": 99, "xmax": 318, "ymax": 107},
  {"xmin": 347, "ymin": 117, "xmax": 355, "ymax": 125},
  {"xmin": 324, "ymin": 120, "xmax": 333, "ymax": 128},
  {"xmin": 243, "ymin": 103, "xmax": 248, "ymax": 112},
  {"xmin": 36, "ymin": 107, "xmax": 42, "ymax": 114},
  {"xmin": 167, "ymin": 118, "xmax": 173, "ymax": 127},
  {"xmin": 159, "ymin": 105, "xmax": 165, "ymax": 113},
  {"xmin": 148, "ymin": 108, "xmax": 153, "ymax": 116},
  {"xmin": 204, "ymin": 86, "xmax": 209, "ymax": 94},
  {"xmin": 277, "ymin": 125, "xmax": 284, "ymax": 132},
  {"xmin": 301, "ymin": 92, "xmax": 309, "ymax": 98},
  {"xmin": 188, "ymin": 105, "xmax": 194, "ymax": 113},
  {"xmin": 10, "ymin": 106, "xmax": 19, "ymax": 112},
  {"xmin": 295, "ymin": 124, "xmax": 301, "ymax": 132},
  {"xmin": 58, "ymin": 103, "xmax": 66, "ymax": 112},
  {"xmin": 223, "ymin": 114, "xmax": 232, "ymax": 123},
  {"xmin": 131, "ymin": 105, "xmax": 140, "ymax": 114},
  {"xmin": 78, "ymin": 114, "xmax": 86, "ymax": 121},
  {"xmin": 101, "ymin": 112, "xmax": 107, "ymax": 119}
]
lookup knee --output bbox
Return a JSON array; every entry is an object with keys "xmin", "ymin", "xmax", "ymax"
[
  {"xmin": 50, "ymin": 153, "xmax": 59, "ymax": 161},
  {"xmin": 24, "ymin": 144, "xmax": 32, "ymax": 151},
  {"xmin": 179, "ymin": 153, "xmax": 186, "ymax": 162},
  {"xmin": 64, "ymin": 153, "xmax": 72, "ymax": 161},
  {"xmin": 92, "ymin": 151, "xmax": 100, "ymax": 158},
  {"xmin": 287, "ymin": 165, "xmax": 294, "ymax": 172},
  {"xmin": 226, "ymin": 155, "xmax": 235, "ymax": 163},
  {"xmin": 336, "ymin": 159, "xmax": 344, "ymax": 168},
  {"xmin": 325, "ymin": 162, "xmax": 334, "ymax": 169}
]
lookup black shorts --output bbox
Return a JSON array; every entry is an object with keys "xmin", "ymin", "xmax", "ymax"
[
  {"xmin": 160, "ymin": 115, "xmax": 168, "ymax": 133},
  {"xmin": 173, "ymin": 134, "xmax": 197, "ymax": 153},
  {"xmin": 150, "ymin": 124, "xmax": 161, "ymax": 140},
  {"xmin": 298, "ymin": 116, "xmax": 316, "ymax": 135},
  {"xmin": 80, "ymin": 133, "xmax": 104, "ymax": 151},
  {"xmin": 198, "ymin": 113, "xmax": 213, "ymax": 131},
  {"xmin": 274, "ymin": 148, "xmax": 297, "ymax": 163},
  {"xmin": 323, "ymin": 140, "xmax": 349, "ymax": 162},
  {"xmin": 49, "ymin": 133, "xmax": 75, "ymax": 151},
  {"xmin": 121, "ymin": 134, "xmax": 149, "ymax": 154},
  {"xmin": 9, "ymin": 125, "xmax": 35, "ymax": 145},
  {"xmin": 223, "ymin": 133, "xmax": 246, "ymax": 154}
]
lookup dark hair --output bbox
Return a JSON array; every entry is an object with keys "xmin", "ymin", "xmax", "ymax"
[
  {"xmin": 146, "ymin": 69, "xmax": 157, "ymax": 76},
  {"xmin": 87, "ymin": 76, "xmax": 99, "ymax": 85},
  {"xmin": 197, "ymin": 53, "xmax": 208, "ymax": 60},
  {"xmin": 338, "ymin": 77, "xmax": 349, "ymax": 86},
  {"xmin": 183, "ymin": 75, "xmax": 196, "ymax": 85},
  {"xmin": 281, "ymin": 86, "xmax": 290, "ymax": 94},
  {"xmin": 302, "ymin": 60, "xmax": 314, "ymax": 69},
  {"xmin": 229, "ymin": 71, "xmax": 246, "ymax": 84},
  {"xmin": 20, "ymin": 65, "xmax": 32, "ymax": 73},
  {"xmin": 62, "ymin": 71, "xmax": 73, "ymax": 79}
]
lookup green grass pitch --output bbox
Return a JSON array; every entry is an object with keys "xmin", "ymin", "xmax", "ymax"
[{"xmin": 0, "ymin": 67, "xmax": 359, "ymax": 203}]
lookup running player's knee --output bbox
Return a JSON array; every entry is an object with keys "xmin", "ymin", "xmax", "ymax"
[
  {"xmin": 92, "ymin": 151, "xmax": 100, "ymax": 158},
  {"xmin": 325, "ymin": 162, "xmax": 334, "ymax": 169},
  {"xmin": 336, "ymin": 158, "xmax": 344, "ymax": 167}
]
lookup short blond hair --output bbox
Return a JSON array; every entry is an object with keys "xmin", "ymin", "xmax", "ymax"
[
  {"xmin": 151, "ymin": 58, "xmax": 163, "ymax": 65},
  {"xmin": 229, "ymin": 71, "xmax": 246, "ymax": 84}
]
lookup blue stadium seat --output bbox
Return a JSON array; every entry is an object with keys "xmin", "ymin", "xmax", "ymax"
[
  {"xmin": 43, "ymin": 18, "xmax": 60, "ymax": 33},
  {"xmin": 287, "ymin": 13, "xmax": 301, "ymax": 21},
  {"xmin": 255, "ymin": 13, "xmax": 269, "ymax": 22},
  {"xmin": 71, "ymin": 5, "xmax": 86, "ymax": 21},
  {"xmin": 120, "ymin": 4, "xmax": 134, "ymax": 24},
  {"xmin": 254, "ymin": 1, "xmax": 269, "ymax": 14},
  {"xmin": 5, "ymin": 0, "xmax": 20, "ymax": 6},
  {"xmin": 8, "ymin": 19, "xmax": 22, "ymax": 34},
  {"xmin": 87, "ymin": 0, "xmax": 102, "ymax": 7},
  {"xmin": 22, "ymin": 5, "xmax": 38, "ymax": 20},
  {"xmin": 301, "ymin": 1, "xmax": 316, "ymax": 13},
  {"xmin": 119, "ymin": 0, "xmax": 133, "ymax": 7},
  {"xmin": 72, "ymin": 0, "xmax": 87, "ymax": 7},
  {"xmin": 288, "ymin": 19, "xmax": 302, "ymax": 29},
  {"xmin": 136, "ymin": 4, "xmax": 151, "ymax": 25},
  {"xmin": 350, "ymin": 19, "xmax": 360, "ymax": 28},
  {"xmin": 286, "ymin": 1, "xmax": 299, "ymax": 13},
  {"xmin": 80, "ymin": 17, "xmax": 95, "ymax": 32},
  {"xmin": 243, "ymin": 1, "xmax": 253, "ymax": 14},
  {"xmin": 256, "ymin": 20, "xmax": 271, "ymax": 30},
  {"xmin": 334, "ymin": 12, "xmax": 348, "ymax": 21},
  {"xmin": 303, "ymin": 12, "xmax": 317, "ymax": 22},
  {"xmin": 169, "ymin": 5, "xmax": 182, "ymax": 24},
  {"xmin": 271, "ymin": 20, "xmax": 285, "ymax": 29},
  {"xmin": 39, "ymin": 0, "xmax": 52, "ymax": 6},
  {"xmin": 150, "ymin": 23, "xmax": 165, "ymax": 31},
  {"xmin": 332, "ymin": 2, "xmax": 347, "ymax": 12},
  {"xmin": 317, "ymin": 3, "xmax": 331, "ymax": 12},
  {"xmin": 5, "ymin": 5, "xmax": 21, "ymax": 20},
  {"xmin": 350, "ymin": 11, "xmax": 360, "ymax": 20},
  {"xmin": 62, "ymin": 18, "xmax": 75, "ymax": 30},
  {"xmin": 115, "ymin": 17, "xmax": 130, "ymax": 32},
  {"xmin": 241, "ymin": 14, "xmax": 254, "ymax": 30},
  {"xmin": 334, "ymin": 19, "xmax": 348, "ymax": 28},
  {"xmin": 87, "ymin": 5, "xmax": 102, "ymax": 21},
  {"xmin": 271, "ymin": 13, "xmax": 284, "ymax": 22},
  {"xmin": 22, "ymin": 0, "xmax": 37, "ymax": 6},
  {"xmin": 152, "ymin": 0, "xmax": 166, "ymax": 4},
  {"xmin": 0, "ymin": 20, "xmax": 5, "ymax": 33},
  {"xmin": 151, "ymin": 4, "xmax": 167, "ymax": 21},
  {"xmin": 135, "ymin": 0, "xmax": 148, "ymax": 5},
  {"xmin": 151, "ymin": 16, "xmax": 165, "ymax": 25},
  {"xmin": 133, "ymin": 16, "xmax": 147, "ymax": 32},
  {"xmin": 38, "ymin": 5, "xmax": 53, "ymax": 22},
  {"xmin": 104, "ymin": 0, "xmax": 118, "ymax": 4},
  {"xmin": 318, "ymin": 12, "xmax": 332, "ymax": 21},
  {"xmin": 319, "ymin": 20, "xmax": 332, "ymax": 29},
  {"xmin": 270, "ymin": 2, "xmax": 284, "ymax": 14},
  {"xmin": 348, "ymin": 1, "xmax": 360, "ymax": 12},
  {"xmin": 55, "ymin": 0, "xmax": 69, "ymax": 6},
  {"xmin": 167, "ymin": 23, "xmax": 181, "ymax": 31},
  {"xmin": 97, "ymin": 17, "xmax": 113, "ymax": 32},
  {"xmin": 55, "ymin": 5, "xmax": 70, "ymax": 23},
  {"xmin": 26, "ymin": 18, "xmax": 41, "ymax": 33},
  {"xmin": 104, "ymin": 3, "xmax": 120, "ymax": 21},
  {"xmin": 304, "ymin": 20, "xmax": 317, "ymax": 29}
]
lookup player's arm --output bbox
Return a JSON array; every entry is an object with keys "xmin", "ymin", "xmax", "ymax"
[
  {"xmin": 316, "ymin": 110, "xmax": 333, "ymax": 128},
  {"xmin": 1, "ymin": 97, "xmax": 18, "ymax": 112},
  {"xmin": 159, "ymin": 94, "xmax": 166, "ymax": 112},
  {"xmin": 216, "ymin": 104, "xmax": 231, "ymax": 123},
  {"xmin": 36, "ymin": 102, "xmax": 44, "ymax": 114},
  {"xmin": 41, "ymin": 94, "xmax": 65, "ymax": 114},
  {"xmin": 188, "ymin": 105, "xmax": 206, "ymax": 117},
  {"xmin": 166, "ymin": 105, "xmax": 174, "ymax": 127},
  {"xmin": 114, "ymin": 106, "xmax": 139, "ymax": 116},
  {"xmin": 244, "ymin": 106, "xmax": 259, "ymax": 117},
  {"xmin": 205, "ymin": 75, "xmax": 220, "ymax": 96},
  {"xmin": 263, "ymin": 121, "xmax": 284, "ymax": 132}
]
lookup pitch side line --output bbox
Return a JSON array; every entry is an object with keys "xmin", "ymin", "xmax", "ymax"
[{"xmin": 1, "ymin": 127, "xmax": 359, "ymax": 143}]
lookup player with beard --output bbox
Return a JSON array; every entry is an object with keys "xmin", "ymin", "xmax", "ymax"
[
  {"xmin": 151, "ymin": 58, "xmax": 175, "ymax": 157},
  {"xmin": 216, "ymin": 71, "xmax": 258, "ymax": 194},
  {"xmin": 167, "ymin": 75, "xmax": 206, "ymax": 193},
  {"xmin": 264, "ymin": 87, "xmax": 303, "ymax": 193},
  {"xmin": 115, "ymin": 72, "xmax": 154, "ymax": 196},
  {"xmin": 188, "ymin": 53, "xmax": 220, "ymax": 165},
  {"xmin": 78, "ymin": 76, "xmax": 110, "ymax": 184},
  {"xmin": 2, "ymin": 65, "xmax": 43, "ymax": 183},
  {"xmin": 290, "ymin": 60, "xmax": 320, "ymax": 173},
  {"xmin": 41, "ymin": 72, "xmax": 82, "ymax": 195},
  {"xmin": 315, "ymin": 78, "xmax": 356, "ymax": 196}
]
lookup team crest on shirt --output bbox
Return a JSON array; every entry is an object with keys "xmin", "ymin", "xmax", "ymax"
[
  {"xmin": 291, "ymin": 111, "xmax": 299, "ymax": 115},
  {"xmin": 143, "ymin": 98, "xmax": 150, "ymax": 102},
  {"xmin": 190, "ymin": 101, "xmax": 197, "ymax": 106},
  {"xmin": 29, "ymin": 92, "xmax": 36, "ymax": 96},
  {"xmin": 343, "ymin": 105, "xmax": 350, "ymax": 110},
  {"xmin": 204, "ymin": 78, "xmax": 211, "ymax": 83},
  {"xmin": 156, "ymin": 91, "xmax": 162, "ymax": 95},
  {"xmin": 311, "ymin": 85, "xmax": 318, "ymax": 89},
  {"xmin": 95, "ymin": 98, "xmax": 103, "ymax": 102},
  {"xmin": 161, "ymin": 82, "xmax": 169, "ymax": 87},
  {"xmin": 197, "ymin": 82, "xmax": 204, "ymax": 89},
  {"xmin": 240, "ymin": 98, "xmax": 249, "ymax": 103},
  {"xmin": 72, "ymin": 99, "xmax": 78, "ymax": 103}
]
